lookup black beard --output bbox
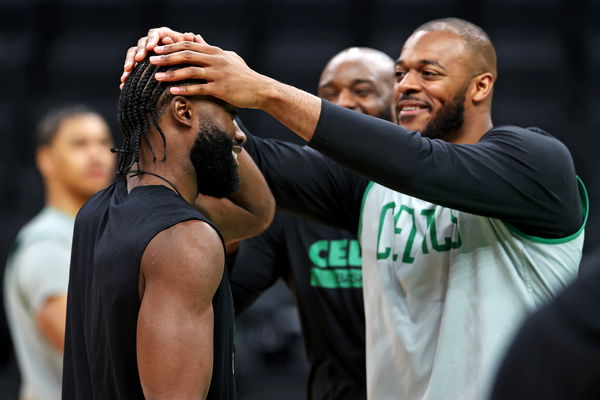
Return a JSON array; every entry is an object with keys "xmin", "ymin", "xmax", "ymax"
[
  {"xmin": 190, "ymin": 124, "xmax": 240, "ymax": 198},
  {"xmin": 421, "ymin": 88, "xmax": 466, "ymax": 140}
]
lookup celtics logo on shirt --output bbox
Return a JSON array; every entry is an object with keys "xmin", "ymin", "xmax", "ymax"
[
  {"xmin": 375, "ymin": 202, "xmax": 462, "ymax": 264},
  {"xmin": 308, "ymin": 239, "xmax": 362, "ymax": 288}
]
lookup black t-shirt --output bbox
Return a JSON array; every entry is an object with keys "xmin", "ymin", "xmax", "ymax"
[
  {"xmin": 491, "ymin": 264, "xmax": 600, "ymax": 399},
  {"xmin": 231, "ymin": 211, "xmax": 366, "ymax": 400},
  {"xmin": 62, "ymin": 179, "xmax": 235, "ymax": 399}
]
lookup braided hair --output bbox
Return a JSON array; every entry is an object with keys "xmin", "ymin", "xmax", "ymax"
[{"xmin": 113, "ymin": 57, "xmax": 201, "ymax": 177}]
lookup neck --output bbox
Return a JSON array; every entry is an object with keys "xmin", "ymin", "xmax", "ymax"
[
  {"xmin": 126, "ymin": 161, "xmax": 198, "ymax": 204},
  {"xmin": 45, "ymin": 184, "xmax": 88, "ymax": 217},
  {"xmin": 449, "ymin": 111, "xmax": 493, "ymax": 144}
]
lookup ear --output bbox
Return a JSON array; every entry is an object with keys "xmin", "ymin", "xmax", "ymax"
[
  {"xmin": 169, "ymin": 96, "xmax": 195, "ymax": 128},
  {"xmin": 36, "ymin": 146, "xmax": 54, "ymax": 180},
  {"xmin": 471, "ymin": 72, "xmax": 494, "ymax": 103}
]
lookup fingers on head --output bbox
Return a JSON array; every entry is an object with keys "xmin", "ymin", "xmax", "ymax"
[
  {"xmin": 120, "ymin": 71, "xmax": 130, "ymax": 83},
  {"xmin": 156, "ymin": 67, "xmax": 205, "ymax": 82},
  {"xmin": 195, "ymin": 34, "xmax": 206, "ymax": 45},
  {"xmin": 170, "ymin": 83, "xmax": 211, "ymax": 96},
  {"xmin": 124, "ymin": 47, "xmax": 137, "ymax": 69},
  {"xmin": 136, "ymin": 37, "xmax": 148, "ymax": 60}
]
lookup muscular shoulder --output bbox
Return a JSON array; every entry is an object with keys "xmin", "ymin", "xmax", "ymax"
[{"xmin": 141, "ymin": 220, "xmax": 225, "ymax": 300}]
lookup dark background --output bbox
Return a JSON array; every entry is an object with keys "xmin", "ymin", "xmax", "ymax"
[{"xmin": 0, "ymin": 0, "xmax": 598, "ymax": 398}]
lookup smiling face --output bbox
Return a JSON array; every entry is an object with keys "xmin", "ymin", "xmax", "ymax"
[
  {"xmin": 319, "ymin": 48, "xmax": 394, "ymax": 120},
  {"xmin": 393, "ymin": 30, "xmax": 475, "ymax": 139}
]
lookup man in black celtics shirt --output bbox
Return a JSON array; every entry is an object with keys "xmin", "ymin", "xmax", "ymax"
[
  {"xmin": 230, "ymin": 47, "xmax": 394, "ymax": 400},
  {"xmin": 62, "ymin": 57, "xmax": 274, "ymax": 399}
]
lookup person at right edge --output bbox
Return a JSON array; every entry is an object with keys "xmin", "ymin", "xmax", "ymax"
[
  {"xmin": 126, "ymin": 18, "xmax": 588, "ymax": 400},
  {"xmin": 490, "ymin": 264, "xmax": 600, "ymax": 399}
]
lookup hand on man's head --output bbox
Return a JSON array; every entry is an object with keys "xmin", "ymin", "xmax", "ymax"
[{"xmin": 120, "ymin": 27, "xmax": 205, "ymax": 88}]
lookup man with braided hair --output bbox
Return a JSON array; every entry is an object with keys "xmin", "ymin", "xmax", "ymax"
[{"xmin": 62, "ymin": 57, "xmax": 274, "ymax": 399}]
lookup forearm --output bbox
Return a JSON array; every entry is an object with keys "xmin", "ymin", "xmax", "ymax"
[
  {"xmin": 258, "ymin": 79, "xmax": 322, "ymax": 142},
  {"xmin": 228, "ymin": 149, "xmax": 274, "ymax": 232},
  {"xmin": 36, "ymin": 295, "xmax": 67, "ymax": 353},
  {"xmin": 195, "ymin": 150, "xmax": 274, "ymax": 243}
]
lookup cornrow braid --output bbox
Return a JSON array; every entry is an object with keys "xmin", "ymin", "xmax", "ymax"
[{"xmin": 113, "ymin": 55, "xmax": 204, "ymax": 177}]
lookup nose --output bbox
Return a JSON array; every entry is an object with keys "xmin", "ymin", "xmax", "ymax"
[
  {"xmin": 395, "ymin": 70, "xmax": 421, "ymax": 96},
  {"xmin": 335, "ymin": 88, "xmax": 358, "ymax": 110},
  {"xmin": 89, "ymin": 142, "xmax": 107, "ymax": 161},
  {"xmin": 233, "ymin": 126, "xmax": 246, "ymax": 146},
  {"xmin": 86, "ymin": 142, "xmax": 113, "ymax": 173}
]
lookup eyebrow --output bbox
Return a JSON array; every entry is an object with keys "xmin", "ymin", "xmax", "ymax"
[
  {"xmin": 395, "ymin": 59, "xmax": 447, "ymax": 70},
  {"xmin": 351, "ymin": 79, "xmax": 376, "ymax": 85},
  {"xmin": 319, "ymin": 78, "xmax": 377, "ymax": 89}
]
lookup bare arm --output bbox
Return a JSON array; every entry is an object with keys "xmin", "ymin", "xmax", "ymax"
[
  {"xmin": 36, "ymin": 294, "xmax": 67, "ymax": 353},
  {"xmin": 137, "ymin": 220, "xmax": 224, "ymax": 400}
]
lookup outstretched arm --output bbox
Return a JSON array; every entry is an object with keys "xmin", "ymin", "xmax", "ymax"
[
  {"xmin": 123, "ymin": 29, "xmax": 583, "ymax": 238},
  {"xmin": 137, "ymin": 220, "xmax": 225, "ymax": 400}
]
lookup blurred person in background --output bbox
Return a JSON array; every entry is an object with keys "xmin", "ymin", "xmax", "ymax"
[
  {"xmin": 4, "ymin": 105, "xmax": 115, "ymax": 400},
  {"xmin": 229, "ymin": 47, "xmax": 394, "ymax": 400}
]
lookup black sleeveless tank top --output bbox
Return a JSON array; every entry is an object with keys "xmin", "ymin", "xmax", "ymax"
[{"xmin": 62, "ymin": 179, "xmax": 235, "ymax": 399}]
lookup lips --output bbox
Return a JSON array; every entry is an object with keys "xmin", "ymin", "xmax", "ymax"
[
  {"xmin": 88, "ymin": 166, "xmax": 108, "ymax": 179},
  {"xmin": 396, "ymin": 100, "xmax": 431, "ymax": 117},
  {"xmin": 232, "ymin": 145, "xmax": 242, "ymax": 161}
]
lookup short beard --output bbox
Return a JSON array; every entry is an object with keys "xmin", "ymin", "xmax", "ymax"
[
  {"xmin": 190, "ymin": 124, "xmax": 240, "ymax": 198},
  {"xmin": 421, "ymin": 88, "xmax": 466, "ymax": 140}
]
